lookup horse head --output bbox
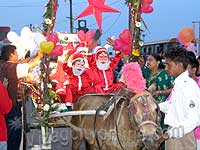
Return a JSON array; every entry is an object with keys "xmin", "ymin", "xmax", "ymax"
[{"xmin": 127, "ymin": 90, "xmax": 163, "ymax": 149}]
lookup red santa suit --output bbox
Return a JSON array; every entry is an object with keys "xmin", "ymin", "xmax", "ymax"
[
  {"xmin": 88, "ymin": 47, "xmax": 124, "ymax": 93},
  {"xmin": 63, "ymin": 54, "xmax": 101, "ymax": 105},
  {"xmin": 50, "ymin": 47, "xmax": 75, "ymax": 102}
]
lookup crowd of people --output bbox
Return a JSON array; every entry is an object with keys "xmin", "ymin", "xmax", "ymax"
[{"xmin": 0, "ymin": 40, "xmax": 200, "ymax": 150}]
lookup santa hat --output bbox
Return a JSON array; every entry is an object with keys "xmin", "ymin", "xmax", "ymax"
[
  {"xmin": 71, "ymin": 53, "xmax": 84, "ymax": 65},
  {"xmin": 94, "ymin": 46, "xmax": 108, "ymax": 59},
  {"xmin": 75, "ymin": 43, "xmax": 88, "ymax": 54},
  {"xmin": 76, "ymin": 46, "xmax": 88, "ymax": 54}
]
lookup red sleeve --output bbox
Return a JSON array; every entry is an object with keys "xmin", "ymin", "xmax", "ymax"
[
  {"xmin": 0, "ymin": 81, "xmax": 13, "ymax": 115},
  {"xmin": 110, "ymin": 52, "xmax": 122, "ymax": 70},
  {"xmin": 63, "ymin": 63, "xmax": 72, "ymax": 74},
  {"xmin": 87, "ymin": 54, "xmax": 96, "ymax": 69}
]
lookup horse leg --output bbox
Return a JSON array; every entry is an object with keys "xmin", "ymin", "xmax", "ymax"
[{"xmin": 72, "ymin": 129, "xmax": 83, "ymax": 150}]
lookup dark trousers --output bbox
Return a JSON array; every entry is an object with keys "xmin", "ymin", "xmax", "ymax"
[{"xmin": 6, "ymin": 103, "xmax": 22, "ymax": 150}]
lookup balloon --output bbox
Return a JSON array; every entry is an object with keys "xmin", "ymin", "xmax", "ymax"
[
  {"xmin": 21, "ymin": 27, "xmax": 32, "ymax": 38},
  {"xmin": 119, "ymin": 29, "xmax": 131, "ymax": 44},
  {"xmin": 33, "ymin": 33, "xmax": 46, "ymax": 46},
  {"xmin": 178, "ymin": 27, "xmax": 195, "ymax": 43},
  {"xmin": 86, "ymin": 30, "xmax": 94, "ymax": 42},
  {"xmin": 113, "ymin": 39, "xmax": 123, "ymax": 50},
  {"xmin": 77, "ymin": 30, "xmax": 86, "ymax": 41},
  {"xmin": 7, "ymin": 31, "xmax": 19, "ymax": 43},
  {"xmin": 122, "ymin": 44, "xmax": 131, "ymax": 55},
  {"xmin": 40, "ymin": 41, "xmax": 54, "ymax": 54},
  {"xmin": 141, "ymin": 4, "xmax": 154, "ymax": 13},
  {"xmin": 50, "ymin": 45, "xmax": 63, "ymax": 56},
  {"xmin": 47, "ymin": 33, "xmax": 58, "ymax": 45},
  {"xmin": 142, "ymin": 0, "xmax": 153, "ymax": 4}
]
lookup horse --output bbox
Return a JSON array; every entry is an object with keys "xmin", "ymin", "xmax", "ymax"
[{"xmin": 71, "ymin": 88, "xmax": 164, "ymax": 150}]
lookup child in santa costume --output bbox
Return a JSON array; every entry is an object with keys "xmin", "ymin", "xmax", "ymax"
[
  {"xmin": 63, "ymin": 53, "xmax": 102, "ymax": 110},
  {"xmin": 75, "ymin": 43, "xmax": 90, "ymax": 68},
  {"xmin": 88, "ymin": 46, "xmax": 124, "ymax": 93},
  {"xmin": 50, "ymin": 44, "xmax": 75, "ymax": 102}
]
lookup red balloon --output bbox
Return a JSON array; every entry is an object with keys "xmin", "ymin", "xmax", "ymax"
[
  {"xmin": 50, "ymin": 45, "xmax": 63, "ymax": 56},
  {"xmin": 48, "ymin": 33, "xmax": 58, "ymax": 45},
  {"xmin": 77, "ymin": 30, "xmax": 86, "ymax": 41},
  {"xmin": 119, "ymin": 29, "xmax": 131, "ymax": 44},
  {"xmin": 86, "ymin": 30, "xmax": 95, "ymax": 42},
  {"xmin": 178, "ymin": 27, "xmax": 195, "ymax": 43}
]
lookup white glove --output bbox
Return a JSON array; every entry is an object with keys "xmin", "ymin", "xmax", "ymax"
[{"xmin": 167, "ymin": 126, "xmax": 184, "ymax": 138}]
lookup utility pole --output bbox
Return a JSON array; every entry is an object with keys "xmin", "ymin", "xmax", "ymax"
[
  {"xmin": 192, "ymin": 21, "xmax": 200, "ymax": 55},
  {"xmin": 69, "ymin": 0, "xmax": 73, "ymax": 33}
]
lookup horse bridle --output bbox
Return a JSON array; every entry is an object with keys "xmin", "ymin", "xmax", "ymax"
[{"xmin": 128, "ymin": 94, "xmax": 160, "ymax": 130}]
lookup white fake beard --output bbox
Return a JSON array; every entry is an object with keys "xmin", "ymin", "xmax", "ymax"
[
  {"xmin": 96, "ymin": 60, "xmax": 110, "ymax": 70},
  {"xmin": 72, "ymin": 67, "xmax": 85, "ymax": 76}
]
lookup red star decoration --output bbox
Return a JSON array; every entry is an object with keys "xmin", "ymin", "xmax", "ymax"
[{"xmin": 77, "ymin": 0, "xmax": 119, "ymax": 32}]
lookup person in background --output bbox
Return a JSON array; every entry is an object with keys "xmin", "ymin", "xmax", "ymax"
[
  {"xmin": 186, "ymin": 51, "xmax": 200, "ymax": 150},
  {"xmin": 0, "ymin": 80, "xmax": 12, "ymax": 150},
  {"xmin": 159, "ymin": 47, "xmax": 200, "ymax": 150},
  {"xmin": 197, "ymin": 56, "xmax": 200, "ymax": 76},
  {"xmin": 146, "ymin": 53, "xmax": 174, "ymax": 150},
  {"xmin": 146, "ymin": 54, "xmax": 174, "ymax": 103},
  {"xmin": 0, "ymin": 45, "xmax": 42, "ymax": 150},
  {"xmin": 138, "ymin": 55, "xmax": 150, "ymax": 79}
]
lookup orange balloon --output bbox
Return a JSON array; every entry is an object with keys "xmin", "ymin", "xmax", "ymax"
[{"xmin": 178, "ymin": 27, "xmax": 195, "ymax": 43}]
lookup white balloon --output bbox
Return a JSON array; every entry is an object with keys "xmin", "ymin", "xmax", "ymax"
[
  {"xmin": 33, "ymin": 32, "xmax": 46, "ymax": 46},
  {"xmin": 7, "ymin": 31, "xmax": 19, "ymax": 43},
  {"xmin": 21, "ymin": 27, "xmax": 32, "ymax": 38}
]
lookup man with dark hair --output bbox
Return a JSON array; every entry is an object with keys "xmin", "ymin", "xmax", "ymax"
[
  {"xmin": 159, "ymin": 47, "xmax": 200, "ymax": 150},
  {"xmin": 0, "ymin": 45, "xmax": 42, "ymax": 150}
]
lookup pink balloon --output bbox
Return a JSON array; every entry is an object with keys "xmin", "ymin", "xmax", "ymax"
[
  {"xmin": 113, "ymin": 39, "xmax": 123, "ymax": 50},
  {"xmin": 119, "ymin": 29, "xmax": 131, "ymax": 44},
  {"xmin": 141, "ymin": 4, "xmax": 154, "ymax": 13},
  {"xmin": 86, "ymin": 30, "xmax": 95, "ymax": 42},
  {"xmin": 122, "ymin": 44, "xmax": 131, "ymax": 55},
  {"xmin": 77, "ymin": 30, "xmax": 86, "ymax": 41},
  {"xmin": 50, "ymin": 45, "xmax": 63, "ymax": 56},
  {"xmin": 142, "ymin": 0, "xmax": 153, "ymax": 4},
  {"xmin": 48, "ymin": 33, "xmax": 58, "ymax": 45}
]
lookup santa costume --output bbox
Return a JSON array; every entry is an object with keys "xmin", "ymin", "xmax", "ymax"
[
  {"xmin": 88, "ymin": 46, "xmax": 124, "ymax": 93},
  {"xmin": 63, "ymin": 53, "xmax": 101, "ymax": 109}
]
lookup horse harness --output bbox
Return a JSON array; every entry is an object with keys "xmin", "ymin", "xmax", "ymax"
[{"xmin": 128, "ymin": 92, "xmax": 160, "ymax": 130}]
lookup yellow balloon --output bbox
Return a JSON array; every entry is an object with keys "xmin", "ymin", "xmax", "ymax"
[{"xmin": 40, "ymin": 41, "xmax": 54, "ymax": 54}]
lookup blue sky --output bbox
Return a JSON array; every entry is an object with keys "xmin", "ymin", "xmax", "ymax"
[{"xmin": 0, "ymin": 0, "xmax": 199, "ymax": 45}]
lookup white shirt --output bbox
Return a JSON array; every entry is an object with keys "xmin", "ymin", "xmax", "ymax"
[{"xmin": 159, "ymin": 71, "xmax": 200, "ymax": 135}]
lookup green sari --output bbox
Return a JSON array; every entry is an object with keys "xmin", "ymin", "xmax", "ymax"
[{"xmin": 147, "ymin": 70, "xmax": 174, "ymax": 103}]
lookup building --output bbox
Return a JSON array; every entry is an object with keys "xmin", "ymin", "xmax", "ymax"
[{"xmin": 141, "ymin": 38, "xmax": 180, "ymax": 56}]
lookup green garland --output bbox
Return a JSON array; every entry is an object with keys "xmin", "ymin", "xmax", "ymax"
[{"xmin": 125, "ymin": 0, "xmax": 144, "ymax": 62}]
